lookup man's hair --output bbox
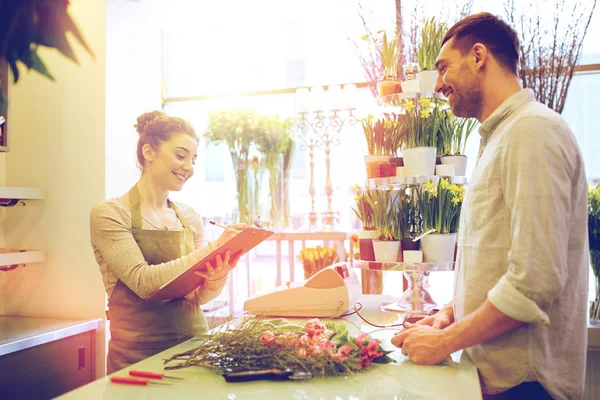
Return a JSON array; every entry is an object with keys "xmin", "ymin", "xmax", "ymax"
[{"xmin": 442, "ymin": 12, "xmax": 520, "ymax": 75}]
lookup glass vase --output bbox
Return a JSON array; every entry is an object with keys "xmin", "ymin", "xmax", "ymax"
[
  {"xmin": 231, "ymin": 154, "xmax": 253, "ymax": 224},
  {"xmin": 264, "ymin": 153, "xmax": 284, "ymax": 230}
]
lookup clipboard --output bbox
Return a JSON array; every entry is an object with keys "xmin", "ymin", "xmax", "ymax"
[{"xmin": 146, "ymin": 227, "xmax": 274, "ymax": 302}]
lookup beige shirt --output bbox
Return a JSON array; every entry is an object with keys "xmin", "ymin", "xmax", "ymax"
[
  {"xmin": 90, "ymin": 199, "xmax": 226, "ymax": 302},
  {"xmin": 454, "ymin": 89, "xmax": 589, "ymax": 399}
]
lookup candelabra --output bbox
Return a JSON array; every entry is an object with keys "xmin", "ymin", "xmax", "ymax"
[{"xmin": 294, "ymin": 85, "xmax": 358, "ymax": 231}]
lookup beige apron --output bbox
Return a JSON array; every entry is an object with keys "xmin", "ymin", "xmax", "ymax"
[{"xmin": 106, "ymin": 185, "xmax": 207, "ymax": 373}]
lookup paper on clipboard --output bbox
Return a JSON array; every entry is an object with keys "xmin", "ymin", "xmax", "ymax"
[{"xmin": 146, "ymin": 227, "xmax": 274, "ymax": 302}]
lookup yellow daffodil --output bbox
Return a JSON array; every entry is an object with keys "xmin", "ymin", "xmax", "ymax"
[
  {"xmin": 420, "ymin": 109, "xmax": 431, "ymax": 119},
  {"xmin": 384, "ymin": 118, "xmax": 393, "ymax": 129},
  {"xmin": 439, "ymin": 178, "xmax": 450, "ymax": 189},
  {"xmin": 451, "ymin": 196, "xmax": 461, "ymax": 205},
  {"xmin": 418, "ymin": 97, "xmax": 432, "ymax": 109},
  {"xmin": 353, "ymin": 184, "xmax": 360, "ymax": 192},
  {"xmin": 404, "ymin": 100, "xmax": 416, "ymax": 112}
]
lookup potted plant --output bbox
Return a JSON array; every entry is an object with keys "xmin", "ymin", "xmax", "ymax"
[
  {"xmin": 205, "ymin": 109, "xmax": 261, "ymax": 224},
  {"xmin": 367, "ymin": 188, "xmax": 400, "ymax": 262},
  {"xmin": 440, "ymin": 115, "xmax": 478, "ymax": 177},
  {"xmin": 352, "ymin": 185, "xmax": 378, "ymax": 261},
  {"xmin": 362, "ymin": 113, "xmax": 405, "ymax": 179},
  {"xmin": 415, "ymin": 17, "xmax": 447, "ymax": 92},
  {"xmin": 400, "ymin": 97, "xmax": 443, "ymax": 176},
  {"xmin": 418, "ymin": 178, "xmax": 465, "ymax": 262},
  {"xmin": 255, "ymin": 114, "xmax": 294, "ymax": 229},
  {"xmin": 376, "ymin": 31, "xmax": 402, "ymax": 98},
  {"xmin": 394, "ymin": 188, "xmax": 419, "ymax": 258},
  {"xmin": 589, "ymin": 183, "xmax": 600, "ymax": 325}
]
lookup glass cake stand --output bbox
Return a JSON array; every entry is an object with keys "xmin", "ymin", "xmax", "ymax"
[{"xmin": 353, "ymin": 260, "xmax": 455, "ymax": 314}]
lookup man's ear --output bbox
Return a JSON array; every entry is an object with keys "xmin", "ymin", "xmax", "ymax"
[
  {"xmin": 471, "ymin": 43, "xmax": 488, "ymax": 70},
  {"xmin": 142, "ymin": 143, "xmax": 155, "ymax": 163}
]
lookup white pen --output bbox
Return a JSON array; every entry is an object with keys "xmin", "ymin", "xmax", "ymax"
[{"xmin": 209, "ymin": 220, "xmax": 228, "ymax": 229}]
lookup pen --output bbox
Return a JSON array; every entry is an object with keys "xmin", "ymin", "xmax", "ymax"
[{"xmin": 209, "ymin": 220, "xmax": 227, "ymax": 229}]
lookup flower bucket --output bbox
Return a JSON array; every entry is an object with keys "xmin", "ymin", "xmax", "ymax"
[
  {"xmin": 357, "ymin": 230, "xmax": 379, "ymax": 261},
  {"xmin": 441, "ymin": 155, "xmax": 468, "ymax": 177},
  {"xmin": 417, "ymin": 70, "xmax": 439, "ymax": 93},
  {"xmin": 364, "ymin": 155, "xmax": 391, "ymax": 179},
  {"xmin": 402, "ymin": 147, "xmax": 436, "ymax": 177},
  {"xmin": 373, "ymin": 240, "xmax": 400, "ymax": 263},
  {"xmin": 420, "ymin": 233, "xmax": 457, "ymax": 262}
]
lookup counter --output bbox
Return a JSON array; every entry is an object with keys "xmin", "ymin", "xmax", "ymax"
[{"xmin": 58, "ymin": 295, "xmax": 482, "ymax": 399}]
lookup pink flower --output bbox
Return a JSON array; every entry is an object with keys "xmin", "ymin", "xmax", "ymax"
[
  {"xmin": 298, "ymin": 334, "xmax": 312, "ymax": 347},
  {"xmin": 338, "ymin": 345, "xmax": 352, "ymax": 356},
  {"xmin": 259, "ymin": 330, "xmax": 275, "ymax": 346},
  {"xmin": 275, "ymin": 332, "xmax": 299, "ymax": 348},
  {"xmin": 366, "ymin": 339, "xmax": 382, "ymax": 357},
  {"xmin": 295, "ymin": 347, "xmax": 308, "ymax": 357},
  {"xmin": 355, "ymin": 332, "xmax": 369, "ymax": 347},
  {"xmin": 304, "ymin": 318, "xmax": 325, "ymax": 338}
]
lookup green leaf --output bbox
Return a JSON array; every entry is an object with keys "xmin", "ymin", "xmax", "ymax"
[{"xmin": 29, "ymin": 47, "xmax": 55, "ymax": 81}]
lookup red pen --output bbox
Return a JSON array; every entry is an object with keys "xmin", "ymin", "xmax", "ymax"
[
  {"xmin": 110, "ymin": 376, "xmax": 171, "ymax": 386},
  {"xmin": 129, "ymin": 370, "xmax": 184, "ymax": 380}
]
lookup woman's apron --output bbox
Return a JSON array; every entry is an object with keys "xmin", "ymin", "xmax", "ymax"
[{"xmin": 106, "ymin": 185, "xmax": 207, "ymax": 373}]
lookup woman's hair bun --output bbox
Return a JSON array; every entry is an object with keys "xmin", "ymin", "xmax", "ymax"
[{"xmin": 134, "ymin": 110, "xmax": 168, "ymax": 135}]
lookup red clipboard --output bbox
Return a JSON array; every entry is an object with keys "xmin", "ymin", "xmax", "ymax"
[{"xmin": 146, "ymin": 227, "xmax": 274, "ymax": 302}]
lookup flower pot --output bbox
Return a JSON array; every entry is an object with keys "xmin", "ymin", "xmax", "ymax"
[
  {"xmin": 435, "ymin": 164, "xmax": 455, "ymax": 177},
  {"xmin": 378, "ymin": 77, "xmax": 401, "ymax": 97},
  {"xmin": 357, "ymin": 230, "xmax": 379, "ymax": 261},
  {"xmin": 420, "ymin": 233, "xmax": 457, "ymax": 262},
  {"xmin": 401, "ymin": 79, "xmax": 420, "ymax": 93},
  {"xmin": 377, "ymin": 162, "xmax": 395, "ymax": 178},
  {"xmin": 372, "ymin": 240, "xmax": 400, "ymax": 263},
  {"xmin": 417, "ymin": 70, "xmax": 439, "ymax": 93},
  {"xmin": 364, "ymin": 155, "xmax": 391, "ymax": 179},
  {"xmin": 389, "ymin": 156, "xmax": 404, "ymax": 167},
  {"xmin": 441, "ymin": 155, "xmax": 468, "ymax": 177},
  {"xmin": 402, "ymin": 147, "xmax": 436, "ymax": 177}
]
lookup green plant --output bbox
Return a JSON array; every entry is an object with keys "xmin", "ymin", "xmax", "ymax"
[
  {"xmin": 376, "ymin": 31, "xmax": 402, "ymax": 78},
  {"xmin": 418, "ymin": 178, "xmax": 465, "ymax": 234},
  {"xmin": 0, "ymin": 1, "xmax": 94, "ymax": 113},
  {"xmin": 361, "ymin": 114, "xmax": 404, "ymax": 155},
  {"xmin": 401, "ymin": 97, "xmax": 443, "ymax": 148},
  {"xmin": 352, "ymin": 185, "xmax": 375, "ymax": 231},
  {"xmin": 415, "ymin": 17, "xmax": 447, "ymax": 71},
  {"xmin": 366, "ymin": 188, "xmax": 397, "ymax": 241},
  {"xmin": 451, "ymin": 117, "xmax": 478, "ymax": 155}
]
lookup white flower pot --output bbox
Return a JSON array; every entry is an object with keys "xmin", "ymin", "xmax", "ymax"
[
  {"xmin": 402, "ymin": 147, "xmax": 436, "ymax": 177},
  {"xmin": 435, "ymin": 164, "xmax": 455, "ymax": 177},
  {"xmin": 441, "ymin": 155, "xmax": 468, "ymax": 177},
  {"xmin": 401, "ymin": 79, "xmax": 421, "ymax": 93},
  {"xmin": 417, "ymin": 70, "xmax": 439, "ymax": 93},
  {"xmin": 373, "ymin": 240, "xmax": 401, "ymax": 263},
  {"xmin": 420, "ymin": 233, "xmax": 457, "ymax": 263}
]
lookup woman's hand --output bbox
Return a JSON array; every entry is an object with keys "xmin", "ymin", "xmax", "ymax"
[
  {"xmin": 216, "ymin": 223, "xmax": 246, "ymax": 246},
  {"xmin": 195, "ymin": 249, "xmax": 243, "ymax": 281}
]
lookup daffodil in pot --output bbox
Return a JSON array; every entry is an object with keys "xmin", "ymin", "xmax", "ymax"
[
  {"xmin": 418, "ymin": 178, "xmax": 465, "ymax": 262},
  {"xmin": 362, "ymin": 114, "xmax": 390, "ymax": 179},
  {"xmin": 367, "ymin": 188, "xmax": 400, "ymax": 262},
  {"xmin": 395, "ymin": 189, "xmax": 419, "ymax": 260},
  {"xmin": 440, "ymin": 113, "xmax": 478, "ymax": 177},
  {"xmin": 589, "ymin": 183, "xmax": 600, "ymax": 325},
  {"xmin": 352, "ymin": 185, "xmax": 378, "ymax": 261},
  {"xmin": 415, "ymin": 17, "xmax": 447, "ymax": 92},
  {"xmin": 205, "ymin": 109, "xmax": 260, "ymax": 224},
  {"xmin": 400, "ymin": 97, "xmax": 442, "ymax": 176},
  {"xmin": 376, "ymin": 31, "xmax": 402, "ymax": 98}
]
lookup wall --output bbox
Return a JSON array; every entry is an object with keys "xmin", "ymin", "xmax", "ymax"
[{"xmin": 0, "ymin": 0, "xmax": 106, "ymax": 377}]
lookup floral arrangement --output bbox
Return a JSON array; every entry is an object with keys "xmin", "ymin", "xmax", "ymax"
[
  {"xmin": 377, "ymin": 31, "xmax": 402, "ymax": 79},
  {"xmin": 352, "ymin": 185, "xmax": 375, "ymax": 231},
  {"xmin": 367, "ymin": 188, "xmax": 398, "ymax": 241},
  {"xmin": 415, "ymin": 17, "xmax": 448, "ymax": 71},
  {"xmin": 402, "ymin": 97, "xmax": 443, "ymax": 149},
  {"xmin": 0, "ymin": 1, "xmax": 93, "ymax": 112},
  {"xmin": 589, "ymin": 183, "xmax": 600, "ymax": 321},
  {"xmin": 163, "ymin": 318, "xmax": 393, "ymax": 376},
  {"xmin": 361, "ymin": 114, "xmax": 403, "ymax": 155},
  {"xmin": 299, "ymin": 246, "xmax": 342, "ymax": 279},
  {"xmin": 418, "ymin": 178, "xmax": 465, "ymax": 234}
]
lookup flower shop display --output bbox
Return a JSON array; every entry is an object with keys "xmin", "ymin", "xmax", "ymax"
[
  {"xmin": 299, "ymin": 245, "xmax": 341, "ymax": 279},
  {"xmin": 367, "ymin": 188, "xmax": 400, "ymax": 262},
  {"xmin": 361, "ymin": 114, "xmax": 403, "ymax": 179},
  {"xmin": 415, "ymin": 17, "xmax": 447, "ymax": 92},
  {"xmin": 418, "ymin": 178, "xmax": 465, "ymax": 262},
  {"xmin": 163, "ymin": 318, "xmax": 394, "ymax": 377},
  {"xmin": 376, "ymin": 31, "xmax": 402, "ymax": 97},
  {"xmin": 589, "ymin": 183, "xmax": 600, "ymax": 324},
  {"xmin": 439, "ymin": 113, "xmax": 478, "ymax": 176},
  {"xmin": 400, "ymin": 96, "xmax": 443, "ymax": 176}
]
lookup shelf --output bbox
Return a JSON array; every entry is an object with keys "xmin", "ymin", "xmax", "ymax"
[
  {"xmin": 378, "ymin": 91, "xmax": 446, "ymax": 106},
  {"xmin": 0, "ymin": 250, "xmax": 45, "ymax": 267},
  {"xmin": 0, "ymin": 187, "xmax": 44, "ymax": 205},
  {"xmin": 366, "ymin": 175, "xmax": 468, "ymax": 187},
  {"xmin": 353, "ymin": 259, "xmax": 454, "ymax": 272}
]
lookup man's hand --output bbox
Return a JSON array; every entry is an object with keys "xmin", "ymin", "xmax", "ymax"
[
  {"xmin": 195, "ymin": 249, "xmax": 243, "ymax": 281},
  {"xmin": 416, "ymin": 303, "xmax": 454, "ymax": 329},
  {"xmin": 390, "ymin": 323, "xmax": 454, "ymax": 365},
  {"xmin": 216, "ymin": 223, "xmax": 246, "ymax": 246}
]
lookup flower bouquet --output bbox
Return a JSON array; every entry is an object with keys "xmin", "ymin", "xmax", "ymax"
[
  {"xmin": 589, "ymin": 183, "xmax": 600, "ymax": 323},
  {"xmin": 163, "ymin": 318, "xmax": 394, "ymax": 377}
]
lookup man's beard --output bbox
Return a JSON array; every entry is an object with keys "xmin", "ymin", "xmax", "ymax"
[{"xmin": 451, "ymin": 65, "xmax": 482, "ymax": 119}]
